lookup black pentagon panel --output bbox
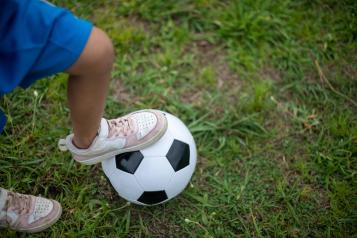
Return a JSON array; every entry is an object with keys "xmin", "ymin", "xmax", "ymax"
[
  {"xmin": 166, "ymin": 139, "xmax": 190, "ymax": 172},
  {"xmin": 115, "ymin": 151, "xmax": 143, "ymax": 174},
  {"xmin": 138, "ymin": 191, "xmax": 168, "ymax": 205}
]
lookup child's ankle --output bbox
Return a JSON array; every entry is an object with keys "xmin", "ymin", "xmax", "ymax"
[{"xmin": 72, "ymin": 135, "xmax": 96, "ymax": 149}]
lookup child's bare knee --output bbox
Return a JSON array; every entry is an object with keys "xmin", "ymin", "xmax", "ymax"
[
  {"xmin": 67, "ymin": 27, "xmax": 114, "ymax": 76},
  {"xmin": 90, "ymin": 28, "xmax": 114, "ymax": 73}
]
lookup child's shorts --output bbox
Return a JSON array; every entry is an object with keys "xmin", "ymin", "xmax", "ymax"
[{"xmin": 0, "ymin": 0, "xmax": 93, "ymax": 133}]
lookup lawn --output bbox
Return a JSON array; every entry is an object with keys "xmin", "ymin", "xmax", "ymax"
[{"xmin": 0, "ymin": 0, "xmax": 356, "ymax": 237}]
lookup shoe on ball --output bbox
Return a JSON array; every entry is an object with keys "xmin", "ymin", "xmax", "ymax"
[
  {"xmin": 0, "ymin": 189, "xmax": 62, "ymax": 233},
  {"xmin": 58, "ymin": 109, "xmax": 168, "ymax": 165}
]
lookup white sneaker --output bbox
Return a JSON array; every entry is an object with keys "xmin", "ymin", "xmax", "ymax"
[
  {"xmin": 0, "ymin": 189, "xmax": 62, "ymax": 233},
  {"xmin": 59, "ymin": 109, "xmax": 168, "ymax": 165}
]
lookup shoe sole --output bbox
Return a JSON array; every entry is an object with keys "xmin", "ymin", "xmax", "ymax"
[
  {"xmin": 73, "ymin": 116, "xmax": 168, "ymax": 165},
  {"xmin": 19, "ymin": 200, "xmax": 62, "ymax": 233}
]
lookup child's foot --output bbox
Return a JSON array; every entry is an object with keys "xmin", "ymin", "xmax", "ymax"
[
  {"xmin": 59, "ymin": 109, "xmax": 168, "ymax": 165},
  {"xmin": 0, "ymin": 189, "xmax": 62, "ymax": 233}
]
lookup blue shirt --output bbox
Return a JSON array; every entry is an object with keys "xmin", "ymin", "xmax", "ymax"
[{"xmin": 0, "ymin": 0, "xmax": 92, "ymax": 133}]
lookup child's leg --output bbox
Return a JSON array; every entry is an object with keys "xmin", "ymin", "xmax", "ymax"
[
  {"xmin": 60, "ymin": 28, "xmax": 168, "ymax": 165},
  {"xmin": 66, "ymin": 27, "xmax": 114, "ymax": 149}
]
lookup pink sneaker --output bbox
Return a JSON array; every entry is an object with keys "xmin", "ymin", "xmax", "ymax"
[
  {"xmin": 0, "ymin": 189, "xmax": 62, "ymax": 233},
  {"xmin": 59, "ymin": 109, "xmax": 168, "ymax": 165}
]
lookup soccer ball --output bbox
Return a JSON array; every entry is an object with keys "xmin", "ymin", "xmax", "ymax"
[{"xmin": 102, "ymin": 111, "xmax": 197, "ymax": 205}]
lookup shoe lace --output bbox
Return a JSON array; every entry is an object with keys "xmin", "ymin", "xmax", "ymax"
[
  {"xmin": 108, "ymin": 118, "xmax": 134, "ymax": 138},
  {"xmin": 7, "ymin": 192, "xmax": 31, "ymax": 216}
]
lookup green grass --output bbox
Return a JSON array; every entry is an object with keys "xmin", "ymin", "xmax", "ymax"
[{"xmin": 1, "ymin": 0, "xmax": 356, "ymax": 237}]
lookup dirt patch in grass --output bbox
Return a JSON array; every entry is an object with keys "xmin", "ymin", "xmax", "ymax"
[
  {"xmin": 260, "ymin": 66, "xmax": 283, "ymax": 82},
  {"xmin": 180, "ymin": 89, "xmax": 204, "ymax": 105},
  {"xmin": 180, "ymin": 39, "xmax": 243, "ymax": 107},
  {"xmin": 111, "ymin": 79, "xmax": 137, "ymax": 105},
  {"xmin": 304, "ymin": 55, "xmax": 357, "ymax": 86},
  {"xmin": 126, "ymin": 16, "xmax": 152, "ymax": 34},
  {"xmin": 326, "ymin": 55, "xmax": 357, "ymax": 80},
  {"xmin": 342, "ymin": 62, "xmax": 357, "ymax": 80},
  {"xmin": 193, "ymin": 40, "xmax": 242, "ymax": 90}
]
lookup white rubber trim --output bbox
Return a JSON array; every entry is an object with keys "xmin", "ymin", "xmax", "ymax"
[{"xmin": 20, "ymin": 200, "xmax": 62, "ymax": 233}]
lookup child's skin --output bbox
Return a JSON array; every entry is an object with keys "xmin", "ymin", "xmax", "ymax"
[{"xmin": 66, "ymin": 27, "xmax": 114, "ymax": 148}]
